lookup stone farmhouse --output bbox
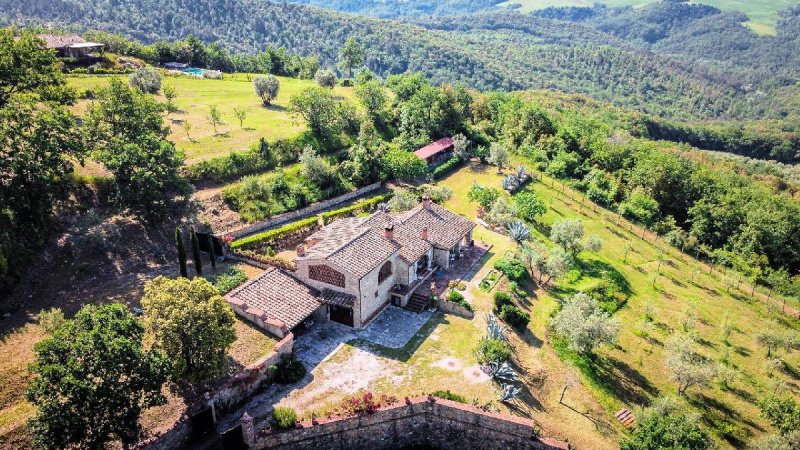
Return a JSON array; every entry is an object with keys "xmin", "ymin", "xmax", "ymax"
[{"xmin": 226, "ymin": 195, "xmax": 475, "ymax": 335}]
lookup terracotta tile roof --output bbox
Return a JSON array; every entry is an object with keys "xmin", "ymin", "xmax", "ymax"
[
  {"xmin": 303, "ymin": 217, "xmax": 366, "ymax": 260},
  {"xmin": 319, "ymin": 289, "xmax": 356, "ymax": 307},
  {"xmin": 37, "ymin": 34, "xmax": 86, "ymax": 49},
  {"xmin": 327, "ymin": 229, "xmax": 400, "ymax": 278},
  {"xmin": 414, "ymin": 137, "xmax": 454, "ymax": 159},
  {"xmin": 225, "ymin": 268, "xmax": 321, "ymax": 329},
  {"xmin": 392, "ymin": 203, "xmax": 475, "ymax": 249},
  {"xmin": 361, "ymin": 212, "xmax": 432, "ymax": 264}
]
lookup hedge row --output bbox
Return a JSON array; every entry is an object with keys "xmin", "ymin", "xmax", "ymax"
[
  {"xmin": 320, "ymin": 193, "xmax": 392, "ymax": 223},
  {"xmin": 230, "ymin": 216, "xmax": 320, "ymax": 251},
  {"xmin": 230, "ymin": 192, "xmax": 390, "ymax": 251},
  {"xmin": 432, "ymin": 157, "xmax": 463, "ymax": 179},
  {"xmin": 184, "ymin": 133, "xmax": 323, "ymax": 184}
]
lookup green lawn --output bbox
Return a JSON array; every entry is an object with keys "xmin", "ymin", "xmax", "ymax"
[
  {"xmin": 499, "ymin": 0, "xmax": 799, "ymax": 34},
  {"xmin": 67, "ymin": 73, "xmax": 355, "ymax": 164}
]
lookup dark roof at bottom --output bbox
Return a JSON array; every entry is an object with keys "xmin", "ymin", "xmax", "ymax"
[
  {"xmin": 319, "ymin": 289, "xmax": 356, "ymax": 307},
  {"xmin": 225, "ymin": 267, "xmax": 322, "ymax": 329}
]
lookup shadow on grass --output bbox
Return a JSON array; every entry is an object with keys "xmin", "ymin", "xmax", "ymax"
[
  {"xmin": 687, "ymin": 392, "xmax": 764, "ymax": 447},
  {"xmin": 262, "ymin": 104, "xmax": 286, "ymax": 112},
  {"xmin": 579, "ymin": 258, "xmax": 634, "ymax": 298},
  {"xmin": 551, "ymin": 335, "xmax": 657, "ymax": 406},
  {"xmin": 348, "ymin": 312, "xmax": 444, "ymax": 362}
]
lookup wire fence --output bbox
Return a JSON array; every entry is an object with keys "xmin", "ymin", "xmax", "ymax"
[{"xmin": 532, "ymin": 170, "xmax": 800, "ymax": 319}]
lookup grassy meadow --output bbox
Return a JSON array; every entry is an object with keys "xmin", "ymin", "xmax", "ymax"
[
  {"xmin": 499, "ymin": 0, "xmax": 799, "ymax": 34},
  {"xmin": 67, "ymin": 73, "xmax": 355, "ymax": 164}
]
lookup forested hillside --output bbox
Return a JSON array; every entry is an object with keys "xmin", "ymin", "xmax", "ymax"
[
  {"xmin": 287, "ymin": 0, "xmax": 505, "ymax": 17},
  {"xmin": 2, "ymin": 0, "xmax": 797, "ymax": 121}
]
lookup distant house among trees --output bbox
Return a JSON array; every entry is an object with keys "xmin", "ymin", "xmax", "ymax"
[
  {"xmin": 36, "ymin": 34, "xmax": 104, "ymax": 58},
  {"xmin": 414, "ymin": 137, "xmax": 454, "ymax": 168}
]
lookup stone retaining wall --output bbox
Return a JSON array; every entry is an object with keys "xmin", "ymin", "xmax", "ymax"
[
  {"xmin": 212, "ymin": 333, "xmax": 294, "ymax": 412},
  {"xmin": 249, "ymin": 397, "xmax": 569, "ymax": 450},
  {"xmin": 435, "ymin": 299, "xmax": 475, "ymax": 319},
  {"xmin": 228, "ymin": 182, "xmax": 382, "ymax": 239}
]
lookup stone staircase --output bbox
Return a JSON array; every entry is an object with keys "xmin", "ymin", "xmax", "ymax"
[{"xmin": 405, "ymin": 293, "xmax": 429, "ymax": 313}]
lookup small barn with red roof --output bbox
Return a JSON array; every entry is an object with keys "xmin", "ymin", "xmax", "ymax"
[{"xmin": 414, "ymin": 137, "xmax": 454, "ymax": 168}]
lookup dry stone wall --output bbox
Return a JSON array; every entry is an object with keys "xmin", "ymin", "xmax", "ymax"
[
  {"xmin": 250, "ymin": 397, "xmax": 569, "ymax": 450},
  {"xmin": 228, "ymin": 182, "xmax": 382, "ymax": 239}
]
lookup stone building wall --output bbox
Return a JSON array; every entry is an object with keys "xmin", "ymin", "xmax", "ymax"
[
  {"xmin": 249, "ymin": 397, "xmax": 569, "ymax": 450},
  {"xmin": 358, "ymin": 254, "xmax": 400, "ymax": 328}
]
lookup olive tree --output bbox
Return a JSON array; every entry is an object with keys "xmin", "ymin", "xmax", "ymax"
[
  {"xmin": 315, "ymin": 68, "xmax": 338, "ymax": 88},
  {"xmin": 487, "ymin": 142, "xmax": 509, "ymax": 173},
  {"xmin": 550, "ymin": 219, "xmax": 585, "ymax": 256},
  {"xmin": 253, "ymin": 74, "xmax": 280, "ymax": 106},
  {"xmin": 550, "ymin": 293, "xmax": 620, "ymax": 355},
  {"xmin": 129, "ymin": 67, "xmax": 162, "ymax": 94},
  {"xmin": 664, "ymin": 333, "xmax": 717, "ymax": 395}
]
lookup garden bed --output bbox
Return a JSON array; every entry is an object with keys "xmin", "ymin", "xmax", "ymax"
[{"xmin": 478, "ymin": 269, "xmax": 503, "ymax": 292}]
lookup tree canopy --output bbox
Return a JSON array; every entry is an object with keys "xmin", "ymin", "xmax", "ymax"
[
  {"xmin": 141, "ymin": 276, "xmax": 237, "ymax": 383},
  {"xmin": 26, "ymin": 304, "xmax": 170, "ymax": 450}
]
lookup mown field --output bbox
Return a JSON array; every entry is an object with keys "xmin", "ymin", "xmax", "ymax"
[
  {"xmin": 67, "ymin": 74, "xmax": 355, "ymax": 164},
  {"xmin": 500, "ymin": 0, "xmax": 799, "ymax": 34}
]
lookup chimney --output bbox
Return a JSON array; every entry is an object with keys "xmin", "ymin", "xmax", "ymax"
[
  {"xmin": 384, "ymin": 223, "xmax": 394, "ymax": 240},
  {"xmin": 296, "ymin": 244, "xmax": 306, "ymax": 257},
  {"xmin": 421, "ymin": 227, "xmax": 429, "ymax": 241},
  {"xmin": 422, "ymin": 194, "xmax": 431, "ymax": 209}
]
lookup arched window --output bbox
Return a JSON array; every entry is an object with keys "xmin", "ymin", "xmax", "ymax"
[
  {"xmin": 378, "ymin": 261, "xmax": 392, "ymax": 284},
  {"xmin": 309, "ymin": 264, "xmax": 346, "ymax": 288}
]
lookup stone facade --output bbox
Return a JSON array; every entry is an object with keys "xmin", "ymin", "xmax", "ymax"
[{"xmin": 249, "ymin": 397, "xmax": 569, "ymax": 450}]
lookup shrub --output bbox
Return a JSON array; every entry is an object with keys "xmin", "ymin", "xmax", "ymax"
[
  {"xmin": 499, "ymin": 304, "xmax": 530, "ymax": 331},
  {"xmin": 315, "ymin": 68, "xmax": 337, "ymax": 88},
  {"xmin": 184, "ymin": 147, "xmax": 274, "ymax": 184},
  {"xmin": 432, "ymin": 157, "xmax": 463, "ymax": 179},
  {"xmin": 431, "ymin": 390, "xmax": 466, "ymax": 403},
  {"xmin": 382, "ymin": 149, "xmax": 427, "ymax": 181},
  {"xmin": 272, "ymin": 407, "xmax": 297, "ymax": 429},
  {"xmin": 128, "ymin": 67, "xmax": 161, "ymax": 94},
  {"xmin": 445, "ymin": 290, "xmax": 473, "ymax": 312},
  {"xmin": 475, "ymin": 338, "xmax": 512, "ymax": 364},
  {"xmin": 205, "ymin": 267, "xmax": 248, "ymax": 294},
  {"xmin": 274, "ymin": 354, "xmax": 307, "ymax": 384},
  {"xmin": 447, "ymin": 290, "xmax": 464, "ymax": 303},
  {"xmin": 229, "ymin": 216, "xmax": 320, "ymax": 251},
  {"xmin": 493, "ymin": 258, "xmax": 528, "ymax": 283},
  {"xmin": 38, "ymin": 307, "xmax": 66, "ymax": 333},
  {"xmin": 493, "ymin": 292, "xmax": 513, "ymax": 311},
  {"xmin": 335, "ymin": 392, "xmax": 398, "ymax": 416},
  {"xmin": 320, "ymin": 193, "xmax": 392, "ymax": 223}
]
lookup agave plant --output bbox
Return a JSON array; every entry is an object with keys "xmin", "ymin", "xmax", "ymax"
[
  {"xmin": 501, "ymin": 175, "xmax": 517, "ymax": 191},
  {"xmin": 485, "ymin": 313, "xmax": 507, "ymax": 341},
  {"xmin": 500, "ymin": 383, "xmax": 522, "ymax": 403},
  {"xmin": 507, "ymin": 220, "xmax": 531, "ymax": 244},
  {"xmin": 377, "ymin": 202, "xmax": 390, "ymax": 213},
  {"xmin": 516, "ymin": 165, "xmax": 528, "ymax": 180},
  {"xmin": 487, "ymin": 361, "xmax": 518, "ymax": 383}
]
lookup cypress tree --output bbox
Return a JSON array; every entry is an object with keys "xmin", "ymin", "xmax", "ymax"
[
  {"xmin": 207, "ymin": 231, "xmax": 217, "ymax": 270},
  {"xmin": 175, "ymin": 227, "xmax": 188, "ymax": 278},
  {"xmin": 190, "ymin": 226, "xmax": 202, "ymax": 275}
]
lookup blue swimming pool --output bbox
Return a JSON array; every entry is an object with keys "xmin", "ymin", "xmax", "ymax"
[{"xmin": 182, "ymin": 67, "xmax": 204, "ymax": 76}]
